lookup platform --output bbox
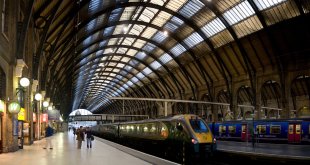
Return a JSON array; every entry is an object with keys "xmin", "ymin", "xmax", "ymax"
[
  {"xmin": 217, "ymin": 140, "xmax": 310, "ymax": 160},
  {"xmin": 0, "ymin": 132, "xmax": 158, "ymax": 165}
]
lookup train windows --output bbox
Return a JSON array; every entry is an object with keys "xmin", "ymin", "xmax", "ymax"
[
  {"xmin": 270, "ymin": 125, "xmax": 281, "ymax": 134},
  {"xmin": 289, "ymin": 125, "xmax": 293, "ymax": 134},
  {"xmin": 189, "ymin": 119, "xmax": 209, "ymax": 133},
  {"xmin": 256, "ymin": 125, "xmax": 266, "ymax": 134},
  {"xmin": 228, "ymin": 126, "xmax": 236, "ymax": 134},
  {"xmin": 220, "ymin": 125, "xmax": 226, "ymax": 134},
  {"xmin": 296, "ymin": 125, "xmax": 301, "ymax": 134},
  {"xmin": 242, "ymin": 125, "xmax": 246, "ymax": 133}
]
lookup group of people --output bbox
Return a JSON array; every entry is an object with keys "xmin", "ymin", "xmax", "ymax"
[
  {"xmin": 74, "ymin": 126, "xmax": 94, "ymax": 149},
  {"xmin": 43, "ymin": 124, "xmax": 94, "ymax": 150}
]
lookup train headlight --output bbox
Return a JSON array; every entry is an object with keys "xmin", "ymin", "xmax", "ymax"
[{"xmin": 191, "ymin": 138, "xmax": 198, "ymax": 144}]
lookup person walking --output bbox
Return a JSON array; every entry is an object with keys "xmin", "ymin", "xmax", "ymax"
[
  {"xmin": 76, "ymin": 126, "xmax": 84, "ymax": 149},
  {"xmin": 85, "ymin": 127, "xmax": 93, "ymax": 148},
  {"xmin": 43, "ymin": 124, "xmax": 54, "ymax": 149}
]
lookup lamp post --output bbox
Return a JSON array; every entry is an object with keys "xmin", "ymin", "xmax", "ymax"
[
  {"xmin": 16, "ymin": 77, "xmax": 30, "ymax": 149},
  {"xmin": 34, "ymin": 93, "xmax": 42, "ymax": 140}
]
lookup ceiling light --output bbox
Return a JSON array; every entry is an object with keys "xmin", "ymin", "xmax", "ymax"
[
  {"xmin": 163, "ymin": 30, "xmax": 168, "ymax": 36},
  {"xmin": 123, "ymin": 26, "xmax": 128, "ymax": 32}
]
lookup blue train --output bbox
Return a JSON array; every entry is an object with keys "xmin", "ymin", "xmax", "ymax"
[{"xmin": 208, "ymin": 118, "xmax": 310, "ymax": 144}]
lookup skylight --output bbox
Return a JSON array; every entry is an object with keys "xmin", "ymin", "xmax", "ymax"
[
  {"xmin": 253, "ymin": 0, "xmax": 286, "ymax": 11},
  {"xmin": 183, "ymin": 32, "xmax": 204, "ymax": 48},
  {"xmin": 136, "ymin": 72, "xmax": 145, "ymax": 79},
  {"xmin": 179, "ymin": 0, "xmax": 205, "ymax": 19},
  {"xmin": 170, "ymin": 44, "xmax": 186, "ymax": 57},
  {"xmin": 127, "ymin": 80, "xmax": 133, "ymax": 86},
  {"xmin": 131, "ymin": 77, "xmax": 139, "ymax": 83},
  {"xmin": 159, "ymin": 53, "xmax": 173, "ymax": 64},
  {"xmin": 142, "ymin": 67, "xmax": 152, "ymax": 75},
  {"xmin": 135, "ymin": 51, "xmax": 147, "ymax": 60},
  {"xmin": 152, "ymin": 31, "xmax": 168, "ymax": 43},
  {"xmin": 89, "ymin": 0, "xmax": 102, "ymax": 14},
  {"xmin": 201, "ymin": 18, "xmax": 226, "ymax": 37},
  {"xmin": 223, "ymin": 1, "xmax": 255, "ymax": 25},
  {"xmin": 150, "ymin": 61, "xmax": 162, "ymax": 70}
]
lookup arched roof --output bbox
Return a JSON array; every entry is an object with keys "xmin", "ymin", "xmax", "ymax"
[{"xmin": 31, "ymin": 0, "xmax": 310, "ymax": 115}]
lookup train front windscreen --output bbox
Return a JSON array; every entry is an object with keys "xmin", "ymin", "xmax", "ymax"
[{"xmin": 189, "ymin": 119, "xmax": 209, "ymax": 133}]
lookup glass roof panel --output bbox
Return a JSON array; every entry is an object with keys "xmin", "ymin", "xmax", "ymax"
[
  {"xmin": 141, "ymin": 27, "xmax": 157, "ymax": 38},
  {"xmin": 123, "ymin": 83, "xmax": 129, "ymax": 89},
  {"xmin": 123, "ymin": 37, "xmax": 135, "ymax": 45},
  {"xmin": 107, "ymin": 38, "xmax": 118, "ymax": 45},
  {"xmin": 140, "ymin": 7, "xmax": 159, "ymax": 22},
  {"xmin": 129, "ymin": 60, "xmax": 139, "ymax": 66},
  {"xmin": 223, "ymin": 1, "xmax": 255, "ymax": 25},
  {"xmin": 121, "ymin": 57, "xmax": 131, "ymax": 62},
  {"xmin": 183, "ymin": 32, "xmax": 204, "ymax": 48},
  {"xmin": 150, "ymin": 61, "xmax": 162, "ymax": 70},
  {"xmin": 103, "ymin": 26, "xmax": 115, "ymax": 36},
  {"xmin": 109, "ymin": 8, "xmax": 123, "ymax": 22},
  {"xmin": 88, "ymin": 0, "xmax": 102, "ymax": 14},
  {"xmin": 131, "ymin": 77, "xmax": 139, "ymax": 83},
  {"xmin": 113, "ymin": 25, "xmax": 126, "ymax": 35},
  {"xmin": 116, "ymin": 48, "xmax": 128, "ymax": 54},
  {"xmin": 163, "ymin": 16, "xmax": 184, "ymax": 32},
  {"xmin": 136, "ymin": 72, "xmax": 145, "ymax": 79},
  {"xmin": 116, "ymin": 75, "xmax": 123, "ymax": 79},
  {"xmin": 152, "ymin": 31, "xmax": 168, "ymax": 43},
  {"xmin": 135, "ymin": 51, "xmax": 147, "ymax": 60},
  {"xmin": 142, "ymin": 67, "xmax": 152, "ymax": 75},
  {"xmin": 253, "ymin": 0, "xmax": 286, "ymax": 11},
  {"xmin": 142, "ymin": 43, "xmax": 156, "ymax": 52},
  {"xmin": 125, "ymin": 65, "xmax": 133, "ymax": 71},
  {"xmin": 152, "ymin": 11, "xmax": 172, "ymax": 27},
  {"xmin": 117, "ymin": 63, "xmax": 125, "ymax": 68},
  {"xmin": 120, "ymin": 7, "xmax": 136, "ymax": 21},
  {"xmin": 150, "ymin": 0, "xmax": 165, "ymax": 6},
  {"xmin": 201, "ymin": 18, "xmax": 226, "ymax": 37},
  {"xmin": 83, "ymin": 36, "xmax": 92, "ymax": 45},
  {"xmin": 130, "ymin": 25, "xmax": 146, "ymax": 35},
  {"xmin": 127, "ymin": 80, "xmax": 133, "ymax": 86},
  {"xmin": 96, "ymin": 50, "xmax": 103, "ymax": 56},
  {"xmin": 159, "ymin": 53, "xmax": 173, "ymax": 64},
  {"xmin": 99, "ymin": 41, "xmax": 107, "ymax": 47},
  {"xmin": 133, "ymin": 40, "xmax": 146, "ymax": 49},
  {"xmin": 166, "ymin": 0, "xmax": 187, "ymax": 12},
  {"xmin": 179, "ymin": 0, "xmax": 205, "ymax": 19},
  {"xmin": 127, "ymin": 49, "xmax": 137, "ymax": 56},
  {"xmin": 87, "ymin": 19, "xmax": 97, "ymax": 32},
  {"xmin": 170, "ymin": 43, "xmax": 186, "ymax": 57}
]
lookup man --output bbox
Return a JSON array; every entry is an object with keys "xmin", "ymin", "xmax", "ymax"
[
  {"xmin": 43, "ymin": 124, "xmax": 54, "ymax": 149},
  {"xmin": 76, "ymin": 126, "xmax": 85, "ymax": 149}
]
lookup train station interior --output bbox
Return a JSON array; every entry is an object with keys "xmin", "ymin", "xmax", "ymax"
[{"xmin": 0, "ymin": 0, "xmax": 309, "ymax": 164}]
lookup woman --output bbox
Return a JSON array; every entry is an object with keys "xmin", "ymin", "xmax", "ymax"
[{"xmin": 85, "ymin": 127, "xmax": 93, "ymax": 148}]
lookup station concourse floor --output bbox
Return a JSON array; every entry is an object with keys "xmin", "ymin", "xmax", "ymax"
[{"xmin": 0, "ymin": 132, "xmax": 151, "ymax": 165}]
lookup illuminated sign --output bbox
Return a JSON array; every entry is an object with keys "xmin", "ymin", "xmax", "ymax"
[
  {"xmin": 33, "ymin": 113, "xmax": 36, "ymax": 122},
  {"xmin": 8, "ymin": 102, "xmax": 21, "ymax": 114},
  {"xmin": 18, "ymin": 108, "xmax": 25, "ymax": 121},
  {"xmin": 0, "ymin": 100, "xmax": 4, "ymax": 113},
  {"xmin": 41, "ymin": 113, "xmax": 48, "ymax": 123}
]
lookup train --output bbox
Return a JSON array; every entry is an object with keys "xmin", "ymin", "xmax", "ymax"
[
  {"xmin": 91, "ymin": 114, "xmax": 217, "ymax": 163},
  {"xmin": 208, "ymin": 118, "xmax": 310, "ymax": 144}
]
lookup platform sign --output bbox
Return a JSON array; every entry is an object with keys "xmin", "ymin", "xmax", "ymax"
[{"xmin": 18, "ymin": 108, "xmax": 26, "ymax": 121}]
